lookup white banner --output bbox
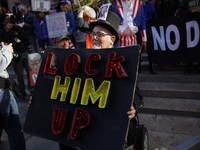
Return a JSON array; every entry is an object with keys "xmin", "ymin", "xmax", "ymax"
[{"xmin": 46, "ymin": 12, "xmax": 68, "ymax": 38}]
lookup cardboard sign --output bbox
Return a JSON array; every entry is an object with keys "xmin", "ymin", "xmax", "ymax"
[
  {"xmin": 23, "ymin": 46, "xmax": 140, "ymax": 150},
  {"xmin": 32, "ymin": 0, "xmax": 50, "ymax": 11},
  {"xmin": 74, "ymin": 31, "xmax": 87, "ymax": 49},
  {"xmin": 46, "ymin": 12, "xmax": 68, "ymax": 38}
]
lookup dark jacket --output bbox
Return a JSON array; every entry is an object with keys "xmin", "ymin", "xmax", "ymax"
[
  {"xmin": 0, "ymin": 26, "xmax": 29, "ymax": 53},
  {"xmin": 154, "ymin": 0, "xmax": 180, "ymax": 18},
  {"xmin": 76, "ymin": 17, "xmax": 90, "ymax": 33},
  {"xmin": 20, "ymin": 12, "xmax": 36, "ymax": 34}
]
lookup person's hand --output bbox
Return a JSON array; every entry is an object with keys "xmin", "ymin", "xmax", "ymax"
[
  {"xmin": 48, "ymin": 9, "xmax": 51, "ymax": 14},
  {"xmin": 67, "ymin": 32, "xmax": 70, "ymax": 36},
  {"xmin": 93, "ymin": 0, "xmax": 100, "ymax": 12},
  {"xmin": 28, "ymin": 96, "xmax": 32, "ymax": 107},
  {"xmin": 140, "ymin": 41, "xmax": 147, "ymax": 53},
  {"xmin": 6, "ymin": 23, "xmax": 13, "ymax": 32},
  {"xmin": 2, "ymin": 42, "xmax": 13, "ymax": 54},
  {"xmin": 127, "ymin": 105, "xmax": 136, "ymax": 119},
  {"xmin": 15, "ymin": 31, "xmax": 18, "ymax": 36},
  {"xmin": 93, "ymin": 0, "xmax": 98, "ymax": 9},
  {"xmin": 24, "ymin": 22, "xmax": 28, "ymax": 26}
]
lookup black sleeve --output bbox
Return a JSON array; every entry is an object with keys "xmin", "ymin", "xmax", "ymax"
[
  {"xmin": 76, "ymin": 17, "xmax": 91, "ymax": 33},
  {"xmin": 16, "ymin": 28, "xmax": 29, "ymax": 41}
]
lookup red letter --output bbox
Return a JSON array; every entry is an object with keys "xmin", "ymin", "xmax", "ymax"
[
  {"xmin": 70, "ymin": 108, "xmax": 90, "ymax": 140},
  {"xmin": 51, "ymin": 109, "xmax": 67, "ymax": 134},
  {"xmin": 44, "ymin": 53, "xmax": 57, "ymax": 75},
  {"xmin": 105, "ymin": 52, "xmax": 127, "ymax": 78},
  {"xmin": 84, "ymin": 53, "xmax": 101, "ymax": 75},
  {"xmin": 64, "ymin": 53, "xmax": 80, "ymax": 76}
]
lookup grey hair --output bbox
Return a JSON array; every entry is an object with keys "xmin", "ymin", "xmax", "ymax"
[
  {"xmin": 28, "ymin": 53, "xmax": 41, "ymax": 62},
  {"xmin": 82, "ymin": 6, "xmax": 96, "ymax": 20},
  {"xmin": 19, "ymin": 4, "xmax": 28, "ymax": 11},
  {"xmin": 67, "ymin": 0, "xmax": 71, "ymax": 5}
]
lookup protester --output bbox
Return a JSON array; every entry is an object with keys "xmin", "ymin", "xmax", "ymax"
[
  {"xmin": 154, "ymin": 0, "xmax": 180, "ymax": 18},
  {"xmin": 34, "ymin": 11, "xmax": 53, "ymax": 52},
  {"xmin": 76, "ymin": 6, "xmax": 97, "ymax": 48},
  {"xmin": 142, "ymin": 0, "xmax": 157, "ymax": 74},
  {"xmin": 104, "ymin": 0, "xmax": 146, "ymax": 74},
  {"xmin": 58, "ymin": 11, "xmax": 137, "ymax": 150},
  {"xmin": 66, "ymin": 0, "xmax": 77, "ymax": 22},
  {"xmin": 60, "ymin": 0, "xmax": 76, "ymax": 45},
  {"xmin": 0, "ymin": 14, "xmax": 30, "ymax": 98},
  {"xmin": 76, "ymin": 6, "xmax": 96, "ymax": 33},
  {"xmin": 19, "ymin": 4, "xmax": 39, "ymax": 53},
  {"xmin": 0, "ymin": 42, "xmax": 26, "ymax": 150},
  {"xmin": 56, "ymin": 35, "xmax": 70, "ymax": 49},
  {"xmin": 12, "ymin": 2, "xmax": 21, "ymax": 23},
  {"xmin": 49, "ymin": 2, "xmax": 57, "ymax": 14}
]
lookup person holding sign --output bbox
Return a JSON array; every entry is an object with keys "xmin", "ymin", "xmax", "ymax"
[
  {"xmin": 58, "ymin": 11, "xmax": 136, "ymax": 150},
  {"xmin": 60, "ymin": 0, "xmax": 76, "ymax": 46}
]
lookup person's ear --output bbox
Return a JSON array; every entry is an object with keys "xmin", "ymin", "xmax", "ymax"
[
  {"xmin": 85, "ymin": 15, "xmax": 91, "ymax": 22},
  {"xmin": 110, "ymin": 36, "xmax": 116, "ymax": 45}
]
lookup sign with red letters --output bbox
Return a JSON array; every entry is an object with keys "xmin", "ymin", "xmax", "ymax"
[{"xmin": 24, "ymin": 46, "xmax": 139, "ymax": 150}]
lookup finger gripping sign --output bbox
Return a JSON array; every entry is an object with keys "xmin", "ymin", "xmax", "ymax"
[{"xmin": 23, "ymin": 46, "xmax": 140, "ymax": 150}]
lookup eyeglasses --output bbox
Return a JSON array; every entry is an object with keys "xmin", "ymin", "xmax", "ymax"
[{"xmin": 91, "ymin": 32, "xmax": 112, "ymax": 38}]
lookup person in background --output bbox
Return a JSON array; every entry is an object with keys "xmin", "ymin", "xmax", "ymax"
[
  {"xmin": 179, "ymin": 0, "xmax": 200, "ymax": 74},
  {"xmin": 0, "ymin": 14, "xmax": 31, "ymax": 98},
  {"xmin": 154, "ymin": 0, "xmax": 180, "ymax": 18},
  {"xmin": 50, "ymin": 2, "xmax": 57, "ymax": 14},
  {"xmin": 12, "ymin": 2, "xmax": 21, "ymax": 23},
  {"xmin": 2, "ymin": 7, "xmax": 9, "ymax": 14},
  {"xmin": 66, "ymin": 0, "xmax": 77, "ymax": 22},
  {"xmin": 76, "ymin": 6, "xmax": 97, "ymax": 48},
  {"xmin": 142, "ymin": 0, "xmax": 157, "ymax": 74},
  {"xmin": 56, "ymin": 35, "xmax": 70, "ymax": 49},
  {"xmin": 34, "ymin": 11, "xmax": 53, "ymax": 52},
  {"xmin": 0, "ymin": 42, "xmax": 26, "ymax": 150},
  {"xmin": 60, "ymin": 0, "xmax": 76, "ymax": 46},
  {"xmin": 19, "ymin": 4, "xmax": 39, "ymax": 53}
]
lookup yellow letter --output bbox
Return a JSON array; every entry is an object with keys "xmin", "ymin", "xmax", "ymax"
[
  {"xmin": 81, "ymin": 78, "xmax": 111, "ymax": 108},
  {"xmin": 51, "ymin": 76, "xmax": 71, "ymax": 101},
  {"xmin": 70, "ymin": 78, "xmax": 81, "ymax": 104}
]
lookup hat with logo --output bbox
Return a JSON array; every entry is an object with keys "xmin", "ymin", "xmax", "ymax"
[{"xmin": 60, "ymin": 0, "xmax": 68, "ymax": 4}]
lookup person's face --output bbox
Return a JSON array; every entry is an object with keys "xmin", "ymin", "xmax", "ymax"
[
  {"xmin": 51, "ymin": 3, "xmax": 55, "ymax": 9},
  {"xmin": 38, "ymin": 11, "xmax": 44, "ymax": 18},
  {"xmin": 60, "ymin": 3, "xmax": 68, "ymax": 12},
  {"xmin": 67, "ymin": 3, "xmax": 71, "ymax": 12},
  {"xmin": 21, "ymin": 9, "xmax": 28, "ymax": 16},
  {"xmin": 40, "ymin": 3, "xmax": 44, "ymax": 8},
  {"xmin": 56, "ymin": 38, "xmax": 69, "ymax": 49},
  {"xmin": 29, "ymin": 60, "xmax": 41, "ymax": 72},
  {"xmin": 92, "ymin": 25, "xmax": 115, "ymax": 49},
  {"xmin": 3, "ymin": 16, "xmax": 10, "ymax": 26},
  {"xmin": 102, "ymin": 7, "xmax": 107, "ymax": 13}
]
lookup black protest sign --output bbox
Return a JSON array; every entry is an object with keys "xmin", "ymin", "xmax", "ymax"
[
  {"xmin": 148, "ymin": 13, "xmax": 200, "ymax": 64},
  {"xmin": 23, "ymin": 46, "xmax": 139, "ymax": 150}
]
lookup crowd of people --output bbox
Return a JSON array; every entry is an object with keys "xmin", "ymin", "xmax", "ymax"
[{"xmin": 0, "ymin": 0, "xmax": 200, "ymax": 149}]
